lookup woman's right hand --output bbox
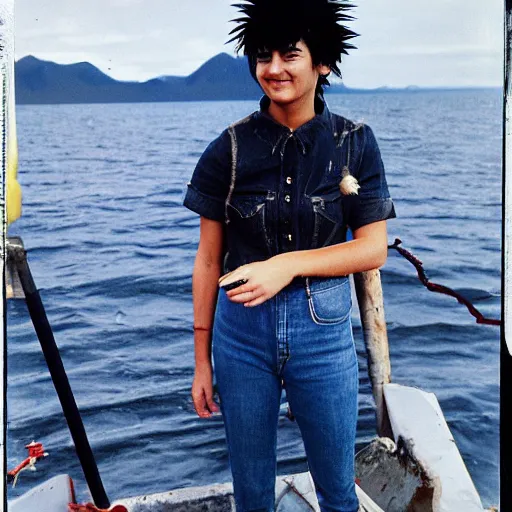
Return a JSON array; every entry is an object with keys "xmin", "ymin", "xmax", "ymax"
[{"xmin": 191, "ymin": 363, "xmax": 220, "ymax": 418}]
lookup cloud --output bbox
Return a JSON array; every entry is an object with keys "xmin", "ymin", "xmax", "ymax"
[
  {"xmin": 14, "ymin": 0, "xmax": 504, "ymax": 87},
  {"xmin": 363, "ymin": 44, "xmax": 501, "ymax": 58},
  {"xmin": 59, "ymin": 33, "xmax": 140, "ymax": 47},
  {"xmin": 343, "ymin": 51, "xmax": 502, "ymax": 88},
  {"xmin": 20, "ymin": 16, "xmax": 81, "ymax": 39}
]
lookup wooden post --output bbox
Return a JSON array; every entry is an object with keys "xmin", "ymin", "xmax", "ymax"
[{"xmin": 353, "ymin": 269, "xmax": 393, "ymax": 439}]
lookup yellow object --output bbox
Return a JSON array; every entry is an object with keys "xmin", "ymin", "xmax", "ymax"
[{"xmin": 6, "ymin": 58, "xmax": 22, "ymax": 226}]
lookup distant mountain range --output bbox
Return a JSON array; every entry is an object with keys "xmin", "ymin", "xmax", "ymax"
[{"xmin": 14, "ymin": 53, "xmax": 494, "ymax": 105}]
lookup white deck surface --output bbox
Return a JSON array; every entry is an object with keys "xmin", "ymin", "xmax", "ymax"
[{"xmin": 384, "ymin": 383, "xmax": 485, "ymax": 512}]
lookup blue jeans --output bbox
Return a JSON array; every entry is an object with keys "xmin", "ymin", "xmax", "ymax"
[{"xmin": 213, "ymin": 276, "xmax": 359, "ymax": 512}]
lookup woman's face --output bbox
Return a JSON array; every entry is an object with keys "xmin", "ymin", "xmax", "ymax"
[{"xmin": 255, "ymin": 40, "xmax": 330, "ymax": 108}]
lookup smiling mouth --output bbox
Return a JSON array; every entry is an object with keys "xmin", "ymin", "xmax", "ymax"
[{"xmin": 267, "ymin": 79, "xmax": 292, "ymax": 86}]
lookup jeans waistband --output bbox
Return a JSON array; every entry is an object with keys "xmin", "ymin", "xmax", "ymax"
[{"xmin": 287, "ymin": 274, "xmax": 350, "ymax": 291}]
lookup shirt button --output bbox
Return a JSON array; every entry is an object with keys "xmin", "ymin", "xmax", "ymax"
[
  {"xmin": 285, "ymin": 195, "xmax": 291, "ymax": 203},
  {"xmin": 287, "ymin": 234, "xmax": 293, "ymax": 241},
  {"xmin": 286, "ymin": 177, "xmax": 292, "ymax": 185}
]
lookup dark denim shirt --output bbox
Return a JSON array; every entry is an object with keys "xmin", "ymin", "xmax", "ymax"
[{"xmin": 183, "ymin": 96, "xmax": 396, "ymax": 274}]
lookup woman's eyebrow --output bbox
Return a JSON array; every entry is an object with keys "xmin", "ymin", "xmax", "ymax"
[{"xmin": 256, "ymin": 45, "xmax": 302, "ymax": 56}]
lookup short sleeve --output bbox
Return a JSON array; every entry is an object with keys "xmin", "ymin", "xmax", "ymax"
[
  {"xmin": 344, "ymin": 124, "xmax": 397, "ymax": 231},
  {"xmin": 183, "ymin": 129, "xmax": 231, "ymax": 222}
]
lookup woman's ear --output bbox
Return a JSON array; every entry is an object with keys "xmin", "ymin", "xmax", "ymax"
[{"xmin": 317, "ymin": 64, "xmax": 331, "ymax": 77}]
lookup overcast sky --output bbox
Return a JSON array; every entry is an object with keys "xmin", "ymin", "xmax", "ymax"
[{"xmin": 14, "ymin": 0, "xmax": 503, "ymax": 88}]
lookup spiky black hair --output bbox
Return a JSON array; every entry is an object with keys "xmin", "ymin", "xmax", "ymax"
[{"xmin": 227, "ymin": 0, "xmax": 358, "ymax": 93}]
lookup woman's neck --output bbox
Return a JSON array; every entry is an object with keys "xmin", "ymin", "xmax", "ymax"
[{"xmin": 267, "ymin": 93, "xmax": 316, "ymax": 132}]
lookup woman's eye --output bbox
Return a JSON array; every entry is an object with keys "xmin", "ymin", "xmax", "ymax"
[
  {"xmin": 285, "ymin": 53, "xmax": 299, "ymax": 60},
  {"xmin": 256, "ymin": 53, "xmax": 271, "ymax": 62}
]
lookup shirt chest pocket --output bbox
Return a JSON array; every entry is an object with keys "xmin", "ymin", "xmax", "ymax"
[
  {"xmin": 310, "ymin": 190, "xmax": 345, "ymax": 249},
  {"xmin": 226, "ymin": 192, "xmax": 275, "ymax": 254}
]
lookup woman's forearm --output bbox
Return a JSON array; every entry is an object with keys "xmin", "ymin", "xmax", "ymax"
[
  {"xmin": 278, "ymin": 227, "xmax": 388, "ymax": 279},
  {"xmin": 192, "ymin": 254, "xmax": 222, "ymax": 366}
]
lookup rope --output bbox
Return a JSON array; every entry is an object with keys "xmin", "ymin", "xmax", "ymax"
[
  {"xmin": 10, "ymin": 458, "xmax": 36, "ymax": 488},
  {"xmin": 68, "ymin": 504, "xmax": 127, "ymax": 512},
  {"xmin": 7, "ymin": 441, "xmax": 48, "ymax": 488},
  {"xmin": 388, "ymin": 238, "xmax": 500, "ymax": 326}
]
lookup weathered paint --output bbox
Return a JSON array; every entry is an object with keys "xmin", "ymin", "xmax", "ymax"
[
  {"xmin": 383, "ymin": 383, "xmax": 484, "ymax": 512},
  {"xmin": 8, "ymin": 471, "xmax": 383, "ymax": 511},
  {"xmin": 115, "ymin": 472, "xmax": 384, "ymax": 512},
  {"xmin": 356, "ymin": 437, "xmax": 441, "ymax": 511}
]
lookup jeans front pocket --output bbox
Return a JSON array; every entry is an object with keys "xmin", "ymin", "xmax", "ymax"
[{"xmin": 306, "ymin": 276, "xmax": 351, "ymax": 325}]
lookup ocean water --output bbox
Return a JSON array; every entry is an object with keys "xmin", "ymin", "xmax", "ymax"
[{"xmin": 6, "ymin": 90, "xmax": 501, "ymax": 508}]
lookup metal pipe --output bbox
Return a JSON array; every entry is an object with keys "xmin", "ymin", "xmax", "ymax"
[{"xmin": 9, "ymin": 240, "xmax": 110, "ymax": 509}]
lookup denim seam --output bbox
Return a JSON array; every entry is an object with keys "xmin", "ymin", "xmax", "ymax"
[
  {"xmin": 311, "ymin": 201, "xmax": 321, "ymax": 248},
  {"xmin": 277, "ymin": 293, "xmax": 289, "ymax": 374},
  {"xmin": 348, "ymin": 314, "xmax": 358, "ymax": 374},
  {"xmin": 261, "ymin": 200, "xmax": 272, "ymax": 258},
  {"xmin": 356, "ymin": 123, "xmax": 368, "ymax": 173},
  {"xmin": 227, "ymin": 201, "xmax": 265, "ymax": 219},
  {"xmin": 307, "ymin": 295, "xmax": 351, "ymax": 325},
  {"xmin": 279, "ymin": 132, "xmax": 294, "ymax": 158},
  {"xmin": 225, "ymin": 125, "xmax": 238, "ymax": 225},
  {"xmin": 224, "ymin": 115, "xmax": 253, "ymax": 224},
  {"xmin": 322, "ymin": 223, "xmax": 339, "ymax": 247},
  {"xmin": 309, "ymin": 279, "xmax": 349, "ymax": 295}
]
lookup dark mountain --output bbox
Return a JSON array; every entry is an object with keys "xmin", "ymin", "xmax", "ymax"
[
  {"xmin": 15, "ymin": 53, "xmax": 470, "ymax": 105},
  {"xmin": 15, "ymin": 53, "xmax": 262, "ymax": 104},
  {"xmin": 15, "ymin": 55, "xmax": 176, "ymax": 104},
  {"xmin": 182, "ymin": 53, "xmax": 261, "ymax": 100}
]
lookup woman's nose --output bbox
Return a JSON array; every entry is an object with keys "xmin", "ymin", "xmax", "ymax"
[{"xmin": 267, "ymin": 52, "xmax": 285, "ymax": 75}]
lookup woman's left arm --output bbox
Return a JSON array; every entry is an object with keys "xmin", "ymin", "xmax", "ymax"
[
  {"xmin": 222, "ymin": 220, "xmax": 388, "ymax": 307},
  {"xmin": 285, "ymin": 219, "xmax": 389, "ymax": 277}
]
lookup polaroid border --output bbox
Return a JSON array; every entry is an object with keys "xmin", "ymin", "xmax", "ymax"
[
  {"xmin": 503, "ymin": 1, "xmax": 511, "ymax": 510},
  {"xmin": 0, "ymin": 2, "xmax": 507, "ymax": 511},
  {"xmin": 0, "ymin": 1, "xmax": 12, "ymax": 511}
]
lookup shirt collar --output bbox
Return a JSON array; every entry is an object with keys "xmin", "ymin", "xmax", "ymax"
[{"xmin": 254, "ymin": 94, "xmax": 332, "ymax": 155}]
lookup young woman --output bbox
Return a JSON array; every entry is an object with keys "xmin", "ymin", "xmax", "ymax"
[{"xmin": 183, "ymin": 1, "xmax": 396, "ymax": 510}]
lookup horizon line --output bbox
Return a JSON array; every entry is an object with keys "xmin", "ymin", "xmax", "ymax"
[{"xmin": 15, "ymin": 53, "xmax": 503, "ymax": 91}]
